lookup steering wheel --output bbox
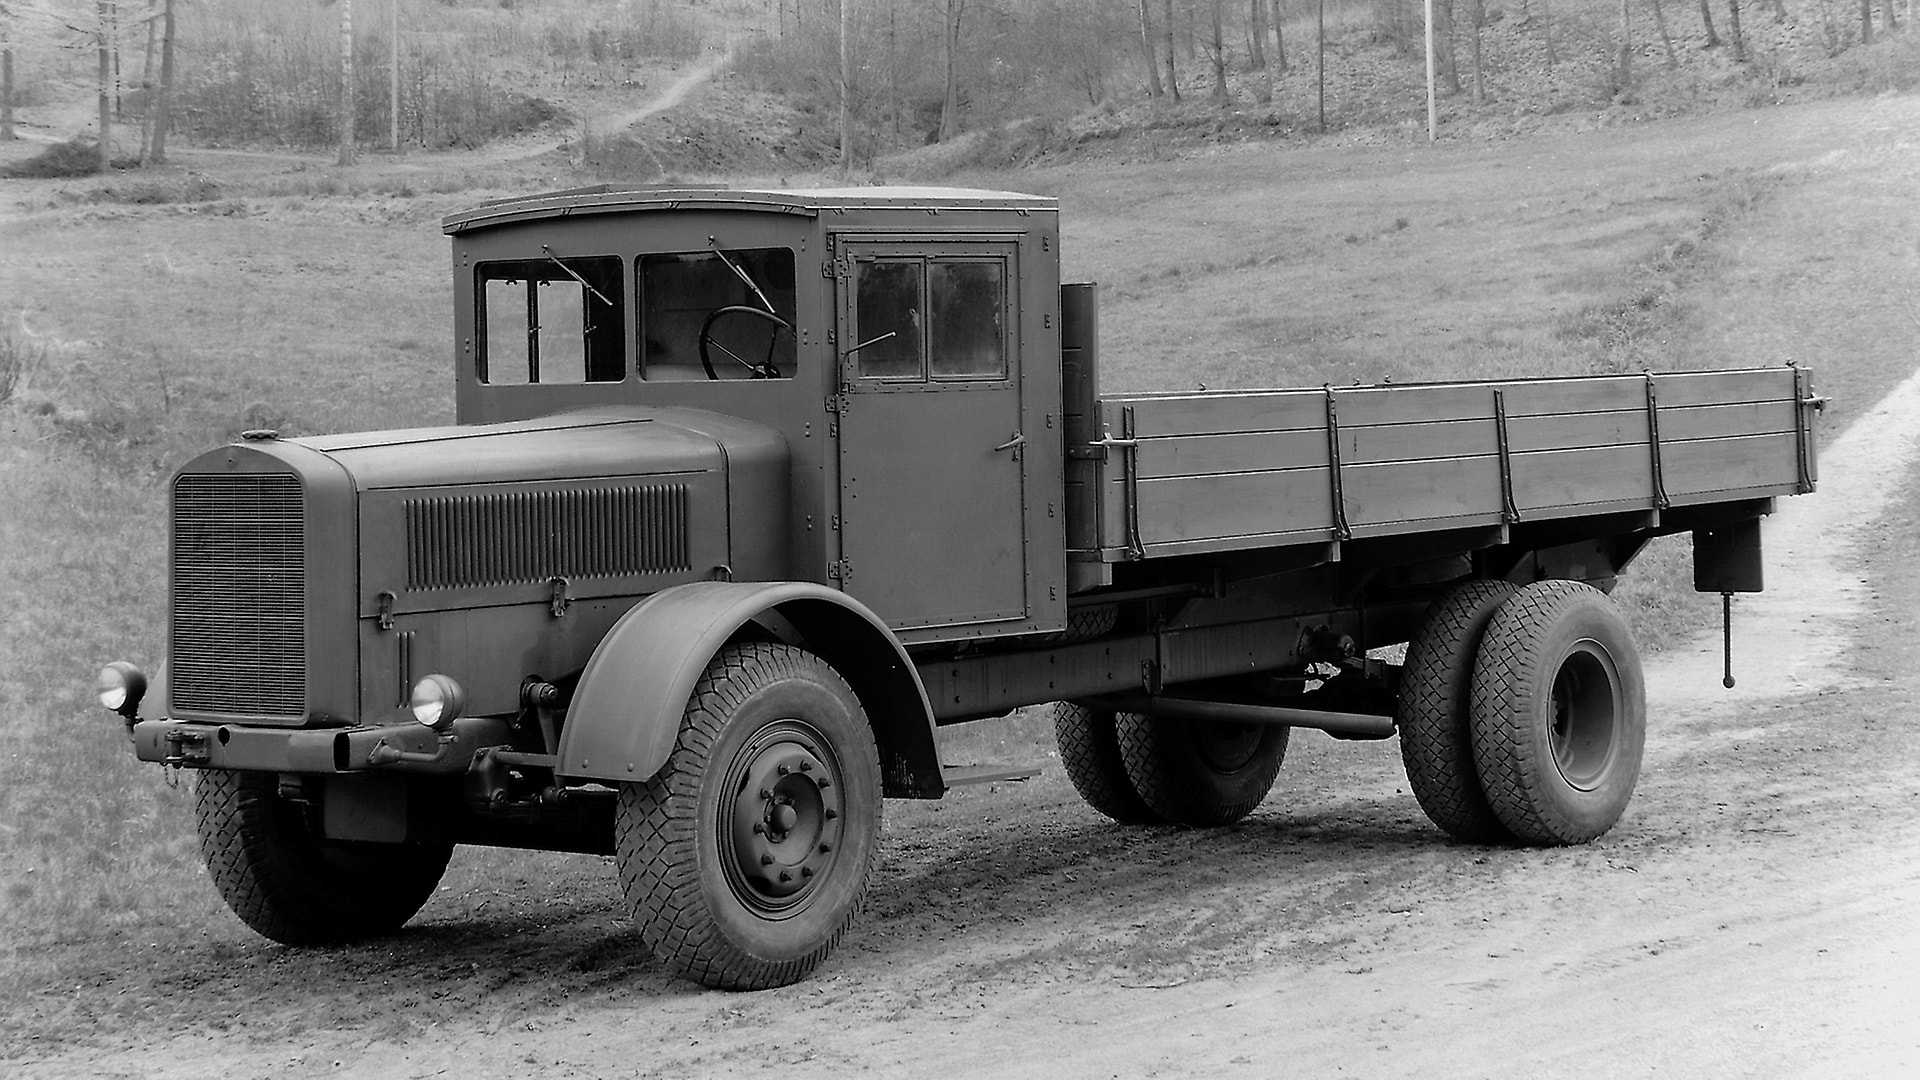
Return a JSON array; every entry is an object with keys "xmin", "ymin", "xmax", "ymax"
[{"xmin": 698, "ymin": 305, "xmax": 792, "ymax": 381}]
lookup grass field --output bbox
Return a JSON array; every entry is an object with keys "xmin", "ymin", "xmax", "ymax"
[{"xmin": 2, "ymin": 91, "xmax": 1916, "ymax": 1052}]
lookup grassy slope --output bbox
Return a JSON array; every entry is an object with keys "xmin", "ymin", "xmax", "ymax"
[{"xmin": 2, "ymin": 90, "xmax": 1917, "ymax": 1058}]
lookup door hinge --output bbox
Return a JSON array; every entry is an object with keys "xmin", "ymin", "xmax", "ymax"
[
  {"xmin": 826, "ymin": 394, "xmax": 848, "ymax": 415},
  {"xmin": 828, "ymin": 559, "xmax": 853, "ymax": 583}
]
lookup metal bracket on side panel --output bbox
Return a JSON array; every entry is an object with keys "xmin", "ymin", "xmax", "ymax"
[
  {"xmin": 1493, "ymin": 388, "xmax": 1520, "ymax": 524},
  {"xmin": 1791, "ymin": 364, "xmax": 1823, "ymax": 494},
  {"xmin": 1121, "ymin": 406, "xmax": 1145, "ymax": 560},
  {"xmin": 1644, "ymin": 373, "xmax": 1670, "ymax": 511},
  {"xmin": 1324, "ymin": 386, "xmax": 1352, "ymax": 542},
  {"xmin": 549, "ymin": 576, "xmax": 572, "ymax": 618}
]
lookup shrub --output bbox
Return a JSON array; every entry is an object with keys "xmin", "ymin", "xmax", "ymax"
[
  {"xmin": 1, "ymin": 334, "xmax": 46, "ymax": 407},
  {"xmin": 2, "ymin": 137, "xmax": 104, "ymax": 179}
]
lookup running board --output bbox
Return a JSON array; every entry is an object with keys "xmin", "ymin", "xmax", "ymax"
[
  {"xmin": 1095, "ymin": 693, "xmax": 1397, "ymax": 739},
  {"xmin": 941, "ymin": 764, "xmax": 1043, "ymax": 787}
]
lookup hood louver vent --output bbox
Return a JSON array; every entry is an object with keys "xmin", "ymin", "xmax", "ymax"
[{"xmin": 405, "ymin": 484, "xmax": 690, "ymax": 590}]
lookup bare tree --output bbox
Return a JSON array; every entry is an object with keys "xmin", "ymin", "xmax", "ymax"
[
  {"xmin": 1726, "ymin": 0, "xmax": 1745, "ymax": 61},
  {"xmin": 2, "ymin": 5, "xmax": 16, "ymax": 142},
  {"xmin": 337, "ymin": 0, "xmax": 355, "ymax": 165},
  {"xmin": 1206, "ymin": 0, "xmax": 1227, "ymax": 102},
  {"xmin": 1270, "ymin": 0, "xmax": 1287, "ymax": 71},
  {"xmin": 1860, "ymin": 0, "xmax": 1873, "ymax": 43},
  {"xmin": 144, "ymin": 0, "xmax": 174, "ymax": 164},
  {"xmin": 939, "ymin": 0, "xmax": 964, "ymax": 141},
  {"xmin": 1469, "ymin": 0, "xmax": 1486, "ymax": 104},
  {"xmin": 1162, "ymin": 0, "xmax": 1180, "ymax": 100},
  {"xmin": 1139, "ymin": 0, "xmax": 1164, "ymax": 97},
  {"xmin": 1698, "ymin": 0, "xmax": 1720, "ymax": 47},
  {"xmin": 839, "ymin": 0, "xmax": 851, "ymax": 173},
  {"xmin": 96, "ymin": 0, "xmax": 111, "ymax": 170},
  {"xmin": 1617, "ymin": 0, "xmax": 1632, "ymax": 89},
  {"xmin": 1435, "ymin": 0, "xmax": 1459, "ymax": 94},
  {"xmin": 1541, "ymin": 0, "xmax": 1557, "ymax": 66}
]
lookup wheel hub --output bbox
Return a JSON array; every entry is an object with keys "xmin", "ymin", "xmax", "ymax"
[
  {"xmin": 726, "ymin": 722, "xmax": 844, "ymax": 911},
  {"xmin": 1550, "ymin": 640, "xmax": 1622, "ymax": 791}
]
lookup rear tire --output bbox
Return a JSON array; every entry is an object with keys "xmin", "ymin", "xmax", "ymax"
[
  {"xmin": 193, "ymin": 769, "xmax": 452, "ymax": 945},
  {"xmin": 1397, "ymin": 579, "xmax": 1518, "ymax": 843},
  {"xmin": 615, "ymin": 643, "xmax": 882, "ymax": 990},
  {"xmin": 1115, "ymin": 712, "xmax": 1288, "ymax": 827},
  {"xmin": 1470, "ymin": 581, "xmax": 1646, "ymax": 845},
  {"xmin": 1051, "ymin": 702, "xmax": 1161, "ymax": 824}
]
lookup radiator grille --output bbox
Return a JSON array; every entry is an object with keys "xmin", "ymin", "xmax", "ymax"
[
  {"xmin": 406, "ymin": 484, "xmax": 690, "ymax": 590},
  {"xmin": 171, "ymin": 473, "xmax": 307, "ymax": 718}
]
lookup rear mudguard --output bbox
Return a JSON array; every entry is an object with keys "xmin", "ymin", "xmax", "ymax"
[{"xmin": 557, "ymin": 580, "xmax": 946, "ymax": 798}]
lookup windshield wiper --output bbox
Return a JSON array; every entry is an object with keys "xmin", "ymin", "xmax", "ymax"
[
  {"xmin": 708, "ymin": 238, "xmax": 777, "ymax": 316},
  {"xmin": 540, "ymin": 246, "xmax": 613, "ymax": 308}
]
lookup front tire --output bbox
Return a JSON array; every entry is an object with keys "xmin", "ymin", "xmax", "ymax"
[
  {"xmin": 615, "ymin": 643, "xmax": 882, "ymax": 990},
  {"xmin": 1470, "ymin": 581, "xmax": 1646, "ymax": 845},
  {"xmin": 193, "ymin": 769, "xmax": 452, "ymax": 945},
  {"xmin": 1116, "ymin": 712, "xmax": 1288, "ymax": 827}
]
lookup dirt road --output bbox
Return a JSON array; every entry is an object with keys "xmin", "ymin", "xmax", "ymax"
[{"xmin": 8, "ymin": 97, "xmax": 1920, "ymax": 1078}]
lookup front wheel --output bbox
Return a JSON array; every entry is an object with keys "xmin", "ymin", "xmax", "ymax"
[
  {"xmin": 1470, "ymin": 580, "xmax": 1646, "ymax": 845},
  {"xmin": 193, "ymin": 769, "xmax": 452, "ymax": 945},
  {"xmin": 1116, "ymin": 712, "xmax": 1288, "ymax": 827},
  {"xmin": 615, "ymin": 643, "xmax": 882, "ymax": 990}
]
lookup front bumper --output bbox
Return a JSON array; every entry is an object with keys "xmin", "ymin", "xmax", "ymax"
[{"xmin": 132, "ymin": 714, "xmax": 515, "ymax": 774}]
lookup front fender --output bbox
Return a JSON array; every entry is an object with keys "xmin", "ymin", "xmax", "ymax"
[{"xmin": 557, "ymin": 581, "xmax": 944, "ymax": 797}]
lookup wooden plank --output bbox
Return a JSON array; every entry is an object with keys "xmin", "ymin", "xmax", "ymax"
[
  {"xmin": 1342, "ymin": 417, "xmax": 1497, "ymax": 465},
  {"xmin": 1659, "ymin": 400, "xmax": 1798, "ymax": 442},
  {"xmin": 1335, "ymin": 383, "xmax": 1497, "ymax": 427},
  {"xmin": 1663, "ymin": 432, "xmax": 1800, "ymax": 496},
  {"xmin": 1135, "ymin": 429, "xmax": 1328, "ymax": 479},
  {"xmin": 1103, "ymin": 391, "xmax": 1324, "ymax": 438},
  {"xmin": 1506, "ymin": 410, "xmax": 1648, "ymax": 453},
  {"xmin": 1132, "ymin": 469, "xmax": 1333, "ymax": 545},
  {"xmin": 1502, "ymin": 377, "xmax": 1645, "ymax": 418},
  {"xmin": 1343, "ymin": 455, "xmax": 1504, "ymax": 526},
  {"xmin": 1652, "ymin": 368, "xmax": 1797, "ymax": 409},
  {"xmin": 1512, "ymin": 444, "xmax": 1652, "ymax": 511}
]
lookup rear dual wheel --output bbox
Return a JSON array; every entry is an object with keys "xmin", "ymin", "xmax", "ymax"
[
  {"xmin": 1054, "ymin": 703, "xmax": 1288, "ymax": 827},
  {"xmin": 1399, "ymin": 579, "xmax": 1646, "ymax": 846}
]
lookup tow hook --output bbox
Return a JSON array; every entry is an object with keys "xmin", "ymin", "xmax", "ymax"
[{"xmin": 162, "ymin": 728, "xmax": 210, "ymax": 768}]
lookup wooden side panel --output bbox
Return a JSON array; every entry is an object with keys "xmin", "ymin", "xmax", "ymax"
[{"xmin": 1087, "ymin": 369, "xmax": 1809, "ymax": 561}]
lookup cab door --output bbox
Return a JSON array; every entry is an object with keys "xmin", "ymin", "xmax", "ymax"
[{"xmin": 834, "ymin": 240, "xmax": 1029, "ymax": 636}]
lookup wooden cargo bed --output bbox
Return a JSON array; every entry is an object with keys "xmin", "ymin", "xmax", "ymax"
[{"xmin": 1081, "ymin": 367, "xmax": 1819, "ymax": 563}]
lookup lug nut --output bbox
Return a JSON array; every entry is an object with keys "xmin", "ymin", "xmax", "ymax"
[
  {"xmin": 758, "ymin": 788, "xmax": 772, "ymax": 800},
  {"xmin": 801, "ymin": 867, "xmax": 814, "ymax": 879},
  {"xmin": 777, "ymin": 764, "xmax": 791, "ymax": 775},
  {"xmin": 798, "ymin": 761, "xmax": 813, "ymax": 773},
  {"xmin": 779, "ymin": 871, "xmax": 792, "ymax": 883},
  {"xmin": 824, "ymin": 809, "xmax": 838, "ymax": 821},
  {"xmin": 760, "ymin": 854, "xmax": 775, "ymax": 866},
  {"xmin": 752, "ymin": 823, "xmax": 765, "ymax": 835},
  {"xmin": 819, "ymin": 842, "xmax": 833, "ymax": 853},
  {"xmin": 817, "ymin": 778, "xmax": 832, "ymax": 789}
]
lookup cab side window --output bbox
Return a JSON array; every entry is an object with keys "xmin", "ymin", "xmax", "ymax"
[
  {"xmin": 853, "ymin": 257, "xmax": 1006, "ymax": 382},
  {"xmin": 477, "ymin": 257, "xmax": 624, "ymax": 384}
]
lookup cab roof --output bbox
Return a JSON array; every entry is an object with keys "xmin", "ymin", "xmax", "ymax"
[{"xmin": 442, "ymin": 185, "xmax": 1058, "ymax": 235}]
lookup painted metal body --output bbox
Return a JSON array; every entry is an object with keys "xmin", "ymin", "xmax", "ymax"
[{"xmin": 127, "ymin": 185, "xmax": 1818, "ymax": 856}]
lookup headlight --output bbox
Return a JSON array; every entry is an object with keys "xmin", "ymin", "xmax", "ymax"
[
  {"xmin": 409, "ymin": 674, "xmax": 465, "ymax": 733},
  {"xmin": 96, "ymin": 661, "xmax": 148, "ymax": 720}
]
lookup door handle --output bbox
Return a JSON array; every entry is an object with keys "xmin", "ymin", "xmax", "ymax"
[{"xmin": 993, "ymin": 432, "xmax": 1026, "ymax": 453}]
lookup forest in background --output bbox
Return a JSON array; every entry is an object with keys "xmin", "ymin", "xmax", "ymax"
[{"xmin": 0, "ymin": 0, "xmax": 1915, "ymax": 172}]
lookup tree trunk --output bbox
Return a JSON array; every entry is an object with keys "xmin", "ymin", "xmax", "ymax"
[
  {"xmin": 1470, "ymin": 0, "xmax": 1485, "ymax": 103},
  {"xmin": 1249, "ymin": 0, "xmax": 1268, "ymax": 69},
  {"xmin": 939, "ymin": 0, "xmax": 964, "ymax": 141},
  {"xmin": 1542, "ymin": 0, "xmax": 1557, "ymax": 66},
  {"xmin": 389, "ymin": 0, "xmax": 399, "ymax": 152},
  {"xmin": 1766, "ymin": 0, "xmax": 1787, "ymax": 20},
  {"xmin": 97, "ymin": 0, "xmax": 112, "ymax": 171},
  {"xmin": 1317, "ymin": 0, "xmax": 1326, "ymax": 131},
  {"xmin": 1436, "ymin": 0, "xmax": 1459, "ymax": 94},
  {"xmin": 145, "ymin": 0, "xmax": 175, "ymax": 165},
  {"xmin": 1139, "ymin": 0, "xmax": 1165, "ymax": 97},
  {"xmin": 3, "ymin": 45, "xmax": 15, "ymax": 142},
  {"xmin": 1861, "ymin": 0, "xmax": 1874, "ymax": 43},
  {"xmin": 1163, "ymin": 0, "xmax": 1180, "ymax": 101},
  {"xmin": 338, "ymin": 0, "xmax": 355, "ymax": 165},
  {"xmin": 1209, "ymin": 0, "xmax": 1228, "ymax": 102},
  {"xmin": 1697, "ymin": 0, "xmax": 1720, "ymax": 47},
  {"xmin": 1618, "ymin": 0, "xmax": 1632, "ymax": 88},
  {"xmin": 1272, "ymin": 0, "xmax": 1287, "ymax": 71},
  {"xmin": 136, "ymin": 0, "xmax": 157, "ymax": 159},
  {"xmin": 1651, "ymin": 0, "xmax": 1680, "ymax": 67},
  {"xmin": 839, "ymin": 0, "xmax": 851, "ymax": 173},
  {"xmin": 1727, "ymin": 0, "xmax": 1745, "ymax": 61}
]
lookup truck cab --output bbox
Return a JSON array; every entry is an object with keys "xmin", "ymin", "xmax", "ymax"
[{"xmin": 446, "ymin": 185, "xmax": 1068, "ymax": 643}]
